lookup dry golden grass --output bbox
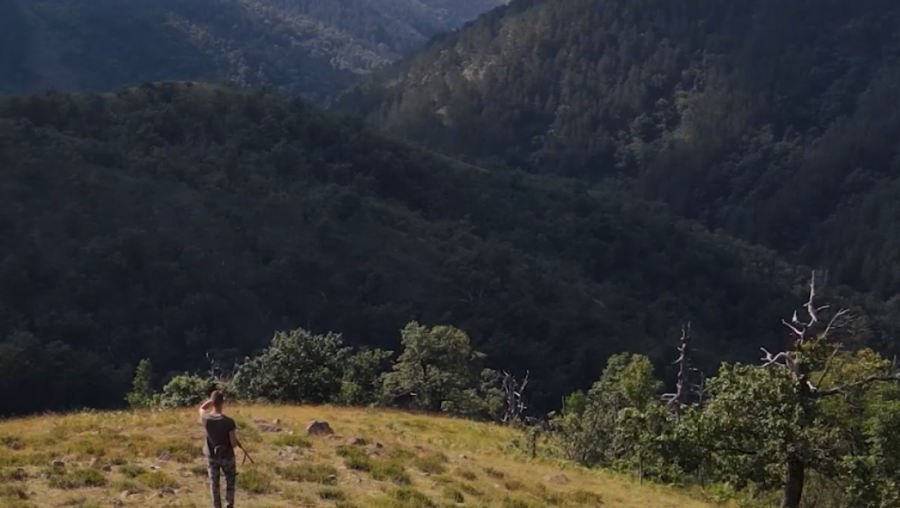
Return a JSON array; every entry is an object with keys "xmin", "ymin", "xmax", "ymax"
[{"xmin": 0, "ymin": 405, "xmax": 733, "ymax": 508}]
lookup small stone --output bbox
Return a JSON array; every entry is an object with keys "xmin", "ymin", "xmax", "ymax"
[
  {"xmin": 544, "ymin": 474, "xmax": 570, "ymax": 485},
  {"xmin": 101, "ymin": 464, "xmax": 112, "ymax": 472},
  {"xmin": 374, "ymin": 442, "xmax": 384, "ymax": 449},
  {"xmin": 51, "ymin": 460, "xmax": 65, "ymax": 468},
  {"xmin": 158, "ymin": 486, "xmax": 176, "ymax": 496},
  {"xmin": 306, "ymin": 420, "xmax": 334, "ymax": 436},
  {"xmin": 346, "ymin": 437, "xmax": 367, "ymax": 446}
]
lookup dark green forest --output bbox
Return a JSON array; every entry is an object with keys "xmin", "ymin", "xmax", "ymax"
[
  {"xmin": 4, "ymin": 83, "xmax": 892, "ymax": 417},
  {"xmin": 0, "ymin": 0, "xmax": 502, "ymax": 103},
  {"xmin": 2, "ymin": 1, "xmax": 900, "ymax": 505},
  {"xmin": 342, "ymin": 0, "xmax": 900, "ymax": 300}
]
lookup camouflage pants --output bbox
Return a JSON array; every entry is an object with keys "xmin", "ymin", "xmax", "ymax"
[{"xmin": 207, "ymin": 455, "xmax": 236, "ymax": 508}]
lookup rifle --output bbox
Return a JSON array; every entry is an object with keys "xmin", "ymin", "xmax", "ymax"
[{"xmin": 238, "ymin": 443, "xmax": 254, "ymax": 466}]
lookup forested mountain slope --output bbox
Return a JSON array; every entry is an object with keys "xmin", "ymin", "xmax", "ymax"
[
  {"xmin": 3, "ymin": 83, "xmax": 888, "ymax": 416},
  {"xmin": 0, "ymin": 0, "xmax": 505, "ymax": 102},
  {"xmin": 341, "ymin": 0, "xmax": 900, "ymax": 297}
]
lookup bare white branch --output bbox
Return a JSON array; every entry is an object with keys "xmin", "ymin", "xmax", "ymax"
[
  {"xmin": 782, "ymin": 320, "xmax": 806, "ymax": 339},
  {"xmin": 760, "ymin": 347, "xmax": 795, "ymax": 369}
]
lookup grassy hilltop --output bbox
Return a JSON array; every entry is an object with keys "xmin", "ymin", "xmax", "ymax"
[{"xmin": 0, "ymin": 405, "xmax": 727, "ymax": 508}]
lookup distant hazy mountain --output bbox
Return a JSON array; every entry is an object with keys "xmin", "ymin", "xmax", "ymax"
[
  {"xmin": 0, "ymin": 0, "xmax": 505, "ymax": 102},
  {"xmin": 340, "ymin": 0, "xmax": 900, "ymax": 298}
]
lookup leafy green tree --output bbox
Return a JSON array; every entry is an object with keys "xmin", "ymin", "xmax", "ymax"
[
  {"xmin": 160, "ymin": 373, "xmax": 213, "ymax": 408},
  {"xmin": 551, "ymin": 353, "xmax": 663, "ymax": 468},
  {"xmin": 380, "ymin": 322, "xmax": 497, "ymax": 417},
  {"xmin": 682, "ymin": 275, "xmax": 900, "ymax": 508},
  {"xmin": 125, "ymin": 358, "xmax": 160, "ymax": 409},
  {"xmin": 336, "ymin": 348, "xmax": 394, "ymax": 406},
  {"xmin": 231, "ymin": 328, "xmax": 351, "ymax": 404}
]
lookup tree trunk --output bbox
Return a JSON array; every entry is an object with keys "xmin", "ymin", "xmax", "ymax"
[{"xmin": 781, "ymin": 454, "xmax": 805, "ymax": 508}]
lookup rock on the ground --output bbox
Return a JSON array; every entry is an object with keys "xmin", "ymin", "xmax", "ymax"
[
  {"xmin": 544, "ymin": 473, "xmax": 570, "ymax": 485},
  {"xmin": 253, "ymin": 417, "xmax": 284, "ymax": 432},
  {"xmin": 306, "ymin": 420, "xmax": 334, "ymax": 436},
  {"xmin": 346, "ymin": 437, "xmax": 367, "ymax": 446}
]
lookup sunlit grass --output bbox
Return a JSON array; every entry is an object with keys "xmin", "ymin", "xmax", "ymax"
[{"xmin": 0, "ymin": 404, "xmax": 734, "ymax": 508}]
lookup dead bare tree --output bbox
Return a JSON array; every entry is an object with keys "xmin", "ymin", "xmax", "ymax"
[
  {"xmin": 756, "ymin": 271, "xmax": 900, "ymax": 508},
  {"xmin": 661, "ymin": 321, "xmax": 693, "ymax": 417},
  {"xmin": 500, "ymin": 370, "xmax": 529, "ymax": 426},
  {"xmin": 690, "ymin": 370, "xmax": 707, "ymax": 406}
]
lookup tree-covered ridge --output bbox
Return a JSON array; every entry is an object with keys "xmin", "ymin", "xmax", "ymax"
[
  {"xmin": 3, "ymin": 83, "xmax": 888, "ymax": 417},
  {"xmin": 0, "ymin": 0, "xmax": 505, "ymax": 103},
  {"xmin": 126, "ymin": 274, "xmax": 900, "ymax": 508},
  {"xmin": 341, "ymin": 0, "xmax": 900, "ymax": 297}
]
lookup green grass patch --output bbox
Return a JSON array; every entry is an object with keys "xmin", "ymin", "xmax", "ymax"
[
  {"xmin": 59, "ymin": 495, "xmax": 102, "ymax": 506},
  {"xmin": 1, "ymin": 501, "xmax": 37, "ymax": 508},
  {"xmin": 119, "ymin": 464, "xmax": 147, "ymax": 478},
  {"xmin": 484, "ymin": 466, "xmax": 505, "ymax": 479},
  {"xmin": 273, "ymin": 435, "xmax": 312, "ymax": 448},
  {"xmin": 137, "ymin": 471, "xmax": 179, "ymax": 489},
  {"xmin": 336, "ymin": 445, "xmax": 372, "ymax": 471},
  {"xmin": 0, "ymin": 436, "xmax": 23, "ymax": 450},
  {"xmin": 153, "ymin": 439, "xmax": 201, "ymax": 463},
  {"xmin": 337, "ymin": 444, "xmax": 409, "ymax": 484},
  {"xmin": 236, "ymin": 467, "xmax": 274, "ymax": 494},
  {"xmin": 501, "ymin": 497, "xmax": 539, "ymax": 508},
  {"xmin": 567, "ymin": 490, "xmax": 603, "ymax": 505},
  {"xmin": 375, "ymin": 487, "xmax": 436, "ymax": 508},
  {"xmin": 0, "ymin": 484, "xmax": 29, "ymax": 499},
  {"xmin": 69, "ymin": 438, "xmax": 108, "ymax": 458},
  {"xmin": 458, "ymin": 482, "xmax": 484, "ymax": 497},
  {"xmin": 106, "ymin": 456, "xmax": 128, "ymax": 466},
  {"xmin": 0, "ymin": 468, "xmax": 27, "ymax": 482},
  {"xmin": 317, "ymin": 487, "xmax": 346, "ymax": 501},
  {"xmin": 411, "ymin": 452, "xmax": 447, "ymax": 474},
  {"xmin": 371, "ymin": 459, "xmax": 411, "ymax": 485},
  {"xmin": 441, "ymin": 485, "xmax": 465, "ymax": 503},
  {"xmin": 48, "ymin": 468, "xmax": 108, "ymax": 489},
  {"xmin": 230, "ymin": 417, "xmax": 263, "ymax": 442},
  {"xmin": 455, "ymin": 468, "xmax": 477, "ymax": 481},
  {"xmin": 112, "ymin": 479, "xmax": 146, "ymax": 492},
  {"xmin": 276, "ymin": 463, "xmax": 338, "ymax": 484},
  {"xmin": 384, "ymin": 446, "xmax": 417, "ymax": 460}
]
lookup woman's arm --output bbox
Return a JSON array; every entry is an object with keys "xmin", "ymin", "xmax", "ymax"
[{"xmin": 198, "ymin": 398, "xmax": 214, "ymax": 419}]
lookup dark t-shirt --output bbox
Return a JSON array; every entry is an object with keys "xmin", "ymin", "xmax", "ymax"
[{"xmin": 199, "ymin": 412, "xmax": 237, "ymax": 459}]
